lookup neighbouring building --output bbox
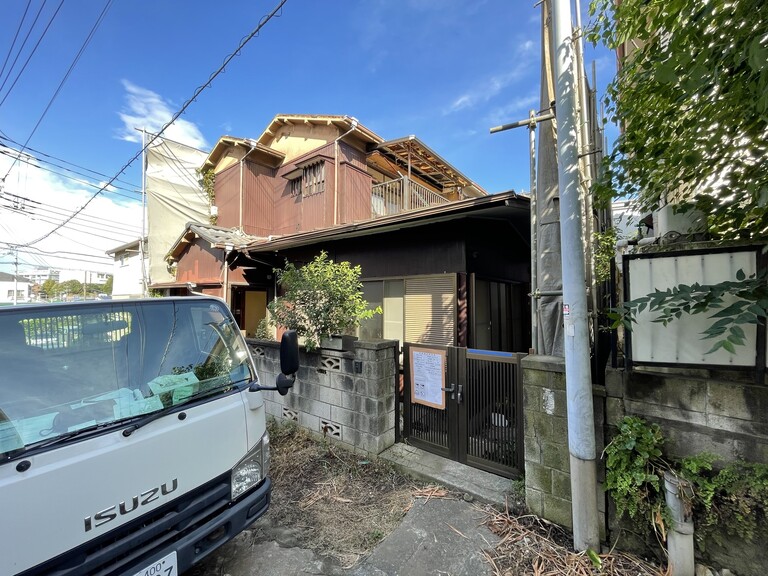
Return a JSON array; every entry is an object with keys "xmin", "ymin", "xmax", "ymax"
[
  {"xmin": 0, "ymin": 271, "xmax": 31, "ymax": 304},
  {"xmin": 106, "ymin": 237, "xmax": 147, "ymax": 299}
]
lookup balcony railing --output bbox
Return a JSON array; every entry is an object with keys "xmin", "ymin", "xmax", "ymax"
[{"xmin": 371, "ymin": 177, "xmax": 449, "ymax": 218}]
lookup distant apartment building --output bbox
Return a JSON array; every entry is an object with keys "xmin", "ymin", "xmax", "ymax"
[
  {"xmin": 18, "ymin": 267, "xmax": 59, "ymax": 286},
  {"xmin": 58, "ymin": 269, "xmax": 109, "ymax": 286}
]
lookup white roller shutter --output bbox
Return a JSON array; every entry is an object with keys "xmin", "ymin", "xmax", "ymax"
[{"xmin": 405, "ymin": 274, "xmax": 456, "ymax": 345}]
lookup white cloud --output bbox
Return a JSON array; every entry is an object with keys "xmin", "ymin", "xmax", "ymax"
[
  {"xmin": 0, "ymin": 148, "xmax": 142, "ymax": 275},
  {"xmin": 117, "ymin": 81, "xmax": 209, "ymax": 150},
  {"xmin": 443, "ymin": 40, "xmax": 536, "ymax": 115},
  {"xmin": 485, "ymin": 93, "xmax": 540, "ymax": 126}
]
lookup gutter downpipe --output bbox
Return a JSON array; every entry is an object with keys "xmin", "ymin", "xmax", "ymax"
[
  {"xmin": 552, "ymin": 0, "xmax": 600, "ymax": 552},
  {"xmin": 334, "ymin": 118, "xmax": 359, "ymax": 226}
]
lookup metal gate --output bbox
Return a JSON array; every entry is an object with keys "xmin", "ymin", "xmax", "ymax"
[{"xmin": 399, "ymin": 343, "xmax": 525, "ymax": 479}]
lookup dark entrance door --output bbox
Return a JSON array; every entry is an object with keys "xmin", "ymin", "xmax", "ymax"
[{"xmin": 400, "ymin": 343, "xmax": 525, "ymax": 479}]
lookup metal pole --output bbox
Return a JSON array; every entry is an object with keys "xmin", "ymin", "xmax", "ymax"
[
  {"xmin": 552, "ymin": 0, "xmax": 600, "ymax": 552},
  {"xmin": 140, "ymin": 128, "xmax": 148, "ymax": 297},
  {"xmin": 13, "ymin": 247, "xmax": 18, "ymax": 305},
  {"xmin": 574, "ymin": 0, "xmax": 599, "ymax": 349},
  {"xmin": 529, "ymin": 110, "xmax": 539, "ymax": 353}
]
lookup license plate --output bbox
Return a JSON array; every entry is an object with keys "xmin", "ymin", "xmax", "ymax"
[{"xmin": 131, "ymin": 551, "xmax": 177, "ymax": 576}]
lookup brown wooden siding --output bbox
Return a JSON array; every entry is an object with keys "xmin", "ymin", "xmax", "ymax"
[
  {"xmin": 175, "ymin": 241, "xmax": 224, "ymax": 284},
  {"xmin": 272, "ymin": 144, "xmax": 336, "ymax": 234},
  {"xmin": 342, "ymin": 163, "xmax": 374, "ymax": 223},
  {"xmin": 213, "ymin": 164, "xmax": 240, "ymax": 229},
  {"xmin": 338, "ymin": 142, "xmax": 372, "ymax": 224},
  {"xmin": 242, "ymin": 161, "xmax": 276, "ymax": 236}
]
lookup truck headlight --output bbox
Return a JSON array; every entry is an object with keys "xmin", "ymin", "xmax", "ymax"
[{"xmin": 231, "ymin": 431, "xmax": 269, "ymax": 500}]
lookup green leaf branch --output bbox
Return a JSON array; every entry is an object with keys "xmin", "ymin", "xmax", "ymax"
[{"xmin": 608, "ymin": 269, "xmax": 768, "ymax": 354}]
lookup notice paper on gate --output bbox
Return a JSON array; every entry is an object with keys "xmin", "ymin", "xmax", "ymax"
[{"xmin": 410, "ymin": 347, "xmax": 447, "ymax": 409}]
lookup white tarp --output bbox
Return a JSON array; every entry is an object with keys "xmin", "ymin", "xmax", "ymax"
[{"xmin": 145, "ymin": 136, "xmax": 209, "ymax": 286}]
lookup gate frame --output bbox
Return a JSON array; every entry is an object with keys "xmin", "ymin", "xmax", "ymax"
[{"xmin": 399, "ymin": 342, "xmax": 525, "ymax": 479}]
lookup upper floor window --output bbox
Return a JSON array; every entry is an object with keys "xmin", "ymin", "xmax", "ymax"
[{"xmin": 303, "ymin": 161, "xmax": 325, "ymax": 197}]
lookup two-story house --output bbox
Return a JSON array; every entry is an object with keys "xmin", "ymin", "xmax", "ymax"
[{"xmin": 165, "ymin": 114, "xmax": 532, "ymax": 353}]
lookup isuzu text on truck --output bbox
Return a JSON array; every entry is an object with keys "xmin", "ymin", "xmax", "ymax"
[{"xmin": 0, "ymin": 296, "xmax": 298, "ymax": 575}]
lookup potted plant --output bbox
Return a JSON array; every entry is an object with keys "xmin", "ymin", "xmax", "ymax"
[{"xmin": 267, "ymin": 251, "xmax": 382, "ymax": 352}]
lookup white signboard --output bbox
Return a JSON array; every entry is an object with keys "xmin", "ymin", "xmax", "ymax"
[{"xmin": 410, "ymin": 347, "xmax": 447, "ymax": 409}]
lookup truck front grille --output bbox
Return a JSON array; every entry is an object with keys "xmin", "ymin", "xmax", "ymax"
[{"xmin": 20, "ymin": 473, "xmax": 232, "ymax": 576}]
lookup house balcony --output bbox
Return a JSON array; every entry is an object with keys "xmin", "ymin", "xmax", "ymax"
[{"xmin": 371, "ymin": 177, "xmax": 450, "ymax": 218}]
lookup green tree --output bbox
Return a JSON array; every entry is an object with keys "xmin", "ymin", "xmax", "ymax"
[
  {"xmin": 589, "ymin": 0, "xmax": 768, "ymax": 236},
  {"xmin": 267, "ymin": 251, "xmax": 381, "ymax": 351},
  {"xmin": 102, "ymin": 275, "xmax": 113, "ymax": 295},
  {"xmin": 58, "ymin": 279, "xmax": 82, "ymax": 298},
  {"xmin": 588, "ymin": 0, "xmax": 768, "ymax": 351},
  {"xmin": 41, "ymin": 279, "xmax": 57, "ymax": 299}
]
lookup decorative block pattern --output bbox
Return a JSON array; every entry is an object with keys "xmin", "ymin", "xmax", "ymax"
[
  {"xmin": 247, "ymin": 338, "xmax": 399, "ymax": 456},
  {"xmin": 320, "ymin": 419, "xmax": 341, "ymax": 438},
  {"xmin": 320, "ymin": 355, "xmax": 341, "ymax": 371},
  {"xmin": 251, "ymin": 345, "xmax": 266, "ymax": 358}
]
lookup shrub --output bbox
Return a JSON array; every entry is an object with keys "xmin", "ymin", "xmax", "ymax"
[{"xmin": 267, "ymin": 251, "xmax": 381, "ymax": 351}]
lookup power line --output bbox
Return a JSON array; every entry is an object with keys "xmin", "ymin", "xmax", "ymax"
[
  {"xmin": 2, "ymin": 0, "xmax": 114, "ymax": 179},
  {"xmin": 0, "ymin": 208, "xmax": 138, "ymax": 245},
  {"xmin": 0, "ymin": 134, "xmax": 138, "ymax": 190},
  {"xmin": 0, "ymin": 241, "xmax": 113, "ymax": 263},
  {"xmin": 0, "ymin": 0, "xmax": 47, "ymax": 95},
  {"xmin": 0, "ymin": 195, "xmax": 141, "ymax": 236},
  {"xmin": 0, "ymin": 0, "xmax": 65, "ymax": 108},
  {"xmin": 0, "ymin": 146, "xmax": 141, "ymax": 198},
  {"xmin": 19, "ymin": 0, "xmax": 289, "ymax": 250},
  {"xmin": 0, "ymin": 0, "xmax": 32, "ymax": 84}
]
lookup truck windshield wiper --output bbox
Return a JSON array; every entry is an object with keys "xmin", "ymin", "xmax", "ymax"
[
  {"xmin": 122, "ymin": 383, "xmax": 240, "ymax": 437},
  {"xmin": 23, "ymin": 423, "xmax": 111, "ymax": 454},
  {"xmin": 121, "ymin": 404, "xmax": 176, "ymax": 437}
]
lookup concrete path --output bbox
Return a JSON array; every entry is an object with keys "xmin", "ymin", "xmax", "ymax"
[{"xmin": 186, "ymin": 444, "xmax": 515, "ymax": 576}]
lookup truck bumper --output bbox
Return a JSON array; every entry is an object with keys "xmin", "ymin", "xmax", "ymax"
[
  {"xmin": 18, "ymin": 476, "xmax": 272, "ymax": 576},
  {"xmin": 173, "ymin": 476, "xmax": 272, "ymax": 574}
]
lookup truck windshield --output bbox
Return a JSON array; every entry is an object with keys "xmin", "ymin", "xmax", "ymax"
[{"xmin": 0, "ymin": 299, "xmax": 255, "ymax": 457}]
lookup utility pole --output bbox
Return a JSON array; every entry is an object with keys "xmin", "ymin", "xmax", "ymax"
[
  {"xmin": 13, "ymin": 246, "xmax": 18, "ymax": 306},
  {"xmin": 140, "ymin": 128, "xmax": 148, "ymax": 297},
  {"xmin": 551, "ymin": 0, "xmax": 600, "ymax": 552}
]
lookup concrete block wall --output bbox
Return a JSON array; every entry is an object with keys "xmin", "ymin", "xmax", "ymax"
[
  {"xmin": 247, "ymin": 337, "xmax": 399, "ymax": 455},
  {"xmin": 605, "ymin": 366, "xmax": 768, "ymax": 575},
  {"xmin": 525, "ymin": 356, "xmax": 768, "ymax": 575},
  {"xmin": 521, "ymin": 355, "xmax": 606, "ymax": 538},
  {"xmin": 605, "ymin": 366, "xmax": 768, "ymax": 464}
]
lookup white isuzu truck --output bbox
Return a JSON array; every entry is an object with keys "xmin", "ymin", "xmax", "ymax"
[{"xmin": 0, "ymin": 296, "xmax": 298, "ymax": 576}]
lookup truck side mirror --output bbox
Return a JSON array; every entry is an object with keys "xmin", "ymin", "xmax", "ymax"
[
  {"xmin": 249, "ymin": 330, "xmax": 299, "ymax": 396},
  {"xmin": 279, "ymin": 330, "xmax": 299, "ymax": 375}
]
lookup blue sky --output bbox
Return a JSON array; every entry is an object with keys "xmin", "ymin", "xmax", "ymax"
[{"xmin": 0, "ymin": 0, "xmax": 616, "ymax": 275}]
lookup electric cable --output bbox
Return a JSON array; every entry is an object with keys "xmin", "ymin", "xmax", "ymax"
[
  {"xmin": 0, "ymin": 0, "xmax": 64, "ymax": 107},
  {"xmin": 0, "ymin": 0, "xmax": 33, "ymax": 85},
  {"xmin": 0, "ymin": 134, "xmax": 138, "ymax": 190},
  {"xmin": 0, "ymin": 208, "xmax": 138, "ymax": 245},
  {"xmin": 1, "ymin": 0, "xmax": 114, "ymax": 179},
  {"xmin": 17, "ymin": 0, "xmax": 289, "ymax": 250},
  {"xmin": 0, "ymin": 197, "xmax": 141, "ymax": 236},
  {"xmin": 0, "ymin": 0, "xmax": 46, "ymax": 95},
  {"xmin": 0, "ymin": 146, "xmax": 141, "ymax": 198}
]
